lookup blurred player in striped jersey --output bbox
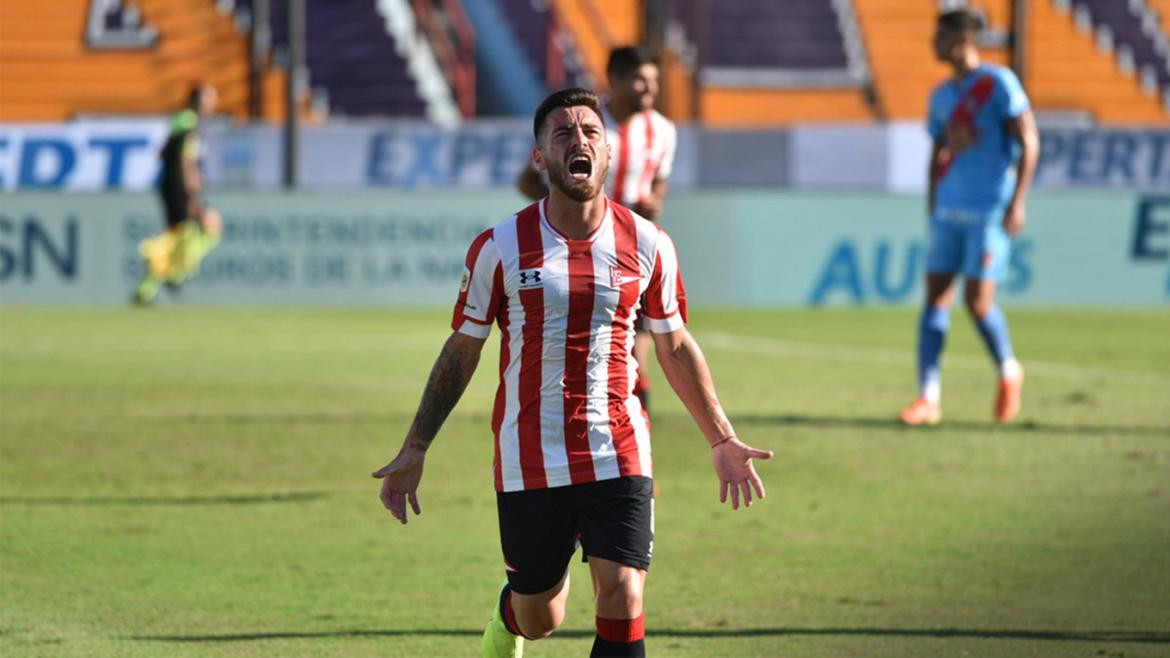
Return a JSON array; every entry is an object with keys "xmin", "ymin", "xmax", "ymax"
[
  {"xmin": 518, "ymin": 46, "xmax": 677, "ymax": 420},
  {"xmin": 132, "ymin": 83, "xmax": 222, "ymax": 305},
  {"xmin": 900, "ymin": 10, "xmax": 1039, "ymax": 425},
  {"xmin": 378, "ymin": 88, "xmax": 768, "ymax": 658}
]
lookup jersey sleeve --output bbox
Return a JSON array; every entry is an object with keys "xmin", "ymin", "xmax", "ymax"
[
  {"xmin": 451, "ymin": 229, "xmax": 504, "ymax": 339},
  {"xmin": 640, "ymin": 228, "xmax": 688, "ymax": 333},
  {"xmin": 655, "ymin": 118, "xmax": 678, "ymax": 181},
  {"xmin": 997, "ymin": 68, "xmax": 1030, "ymax": 119}
]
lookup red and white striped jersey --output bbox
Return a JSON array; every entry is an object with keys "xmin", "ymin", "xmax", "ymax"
[
  {"xmin": 452, "ymin": 199, "xmax": 688, "ymax": 492},
  {"xmin": 602, "ymin": 106, "xmax": 677, "ymax": 209}
]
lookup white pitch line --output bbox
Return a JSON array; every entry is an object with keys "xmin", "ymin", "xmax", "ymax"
[{"xmin": 699, "ymin": 331, "xmax": 1170, "ymax": 385}]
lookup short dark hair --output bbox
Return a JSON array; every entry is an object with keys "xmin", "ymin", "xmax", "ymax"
[
  {"xmin": 532, "ymin": 87, "xmax": 605, "ymax": 140},
  {"xmin": 937, "ymin": 9, "xmax": 985, "ymax": 34},
  {"xmin": 606, "ymin": 46, "xmax": 655, "ymax": 78}
]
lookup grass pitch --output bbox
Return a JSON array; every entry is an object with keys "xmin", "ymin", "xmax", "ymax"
[{"xmin": 1, "ymin": 307, "xmax": 1168, "ymax": 657}]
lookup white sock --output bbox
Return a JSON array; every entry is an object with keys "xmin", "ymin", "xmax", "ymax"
[
  {"xmin": 1000, "ymin": 358, "xmax": 1022, "ymax": 380},
  {"xmin": 921, "ymin": 380, "xmax": 941, "ymax": 404}
]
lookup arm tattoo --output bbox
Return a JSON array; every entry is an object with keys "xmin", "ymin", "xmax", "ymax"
[{"xmin": 408, "ymin": 339, "xmax": 477, "ymax": 451}]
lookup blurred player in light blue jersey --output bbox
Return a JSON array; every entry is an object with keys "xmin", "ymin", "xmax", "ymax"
[{"xmin": 900, "ymin": 9, "xmax": 1039, "ymax": 426}]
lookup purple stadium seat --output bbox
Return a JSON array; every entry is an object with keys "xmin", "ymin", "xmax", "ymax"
[
  {"xmin": 491, "ymin": 0, "xmax": 590, "ymax": 89},
  {"xmin": 1078, "ymin": 0, "xmax": 1170, "ymax": 89},
  {"xmin": 673, "ymin": 0, "xmax": 851, "ymax": 72},
  {"xmin": 236, "ymin": 0, "xmax": 428, "ymax": 117},
  {"xmin": 496, "ymin": 0, "xmax": 552, "ymax": 83}
]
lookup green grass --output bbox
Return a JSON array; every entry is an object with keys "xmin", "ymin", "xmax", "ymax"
[{"xmin": 1, "ymin": 307, "xmax": 1168, "ymax": 657}]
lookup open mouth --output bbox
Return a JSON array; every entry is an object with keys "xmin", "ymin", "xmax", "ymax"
[{"xmin": 568, "ymin": 155, "xmax": 592, "ymax": 180}]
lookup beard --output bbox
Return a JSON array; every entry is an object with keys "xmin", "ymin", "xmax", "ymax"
[{"xmin": 546, "ymin": 156, "xmax": 609, "ymax": 203}]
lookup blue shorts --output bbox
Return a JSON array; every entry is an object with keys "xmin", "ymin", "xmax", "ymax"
[{"xmin": 926, "ymin": 214, "xmax": 1011, "ymax": 283}]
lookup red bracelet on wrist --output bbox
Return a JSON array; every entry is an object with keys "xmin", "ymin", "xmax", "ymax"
[{"xmin": 710, "ymin": 436, "xmax": 735, "ymax": 449}]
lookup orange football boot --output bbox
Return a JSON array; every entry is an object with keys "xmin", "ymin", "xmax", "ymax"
[
  {"xmin": 899, "ymin": 397, "xmax": 941, "ymax": 426},
  {"xmin": 994, "ymin": 369, "xmax": 1024, "ymax": 423}
]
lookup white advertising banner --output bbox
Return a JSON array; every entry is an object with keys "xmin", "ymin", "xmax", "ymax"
[
  {"xmin": 2, "ymin": 191, "xmax": 1165, "ymax": 307},
  {"xmin": 2, "ymin": 120, "xmax": 1165, "ymax": 192},
  {"xmin": 0, "ymin": 119, "xmax": 169, "ymax": 191}
]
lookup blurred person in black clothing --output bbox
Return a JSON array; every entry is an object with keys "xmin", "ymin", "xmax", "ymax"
[{"xmin": 133, "ymin": 83, "xmax": 222, "ymax": 305}]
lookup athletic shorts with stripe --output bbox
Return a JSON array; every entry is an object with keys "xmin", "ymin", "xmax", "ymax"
[{"xmin": 496, "ymin": 476, "xmax": 654, "ymax": 594}]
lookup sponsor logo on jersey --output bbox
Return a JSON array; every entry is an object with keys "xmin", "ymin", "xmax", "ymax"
[{"xmin": 519, "ymin": 269, "xmax": 543, "ymax": 288}]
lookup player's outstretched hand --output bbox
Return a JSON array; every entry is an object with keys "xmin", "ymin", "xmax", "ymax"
[
  {"xmin": 1004, "ymin": 202, "xmax": 1026, "ymax": 235},
  {"xmin": 372, "ymin": 449, "xmax": 426, "ymax": 525},
  {"xmin": 712, "ymin": 438, "xmax": 773, "ymax": 510}
]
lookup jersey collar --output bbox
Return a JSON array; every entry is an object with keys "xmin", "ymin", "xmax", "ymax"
[{"xmin": 539, "ymin": 197, "xmax": 612, "ymax": 244}]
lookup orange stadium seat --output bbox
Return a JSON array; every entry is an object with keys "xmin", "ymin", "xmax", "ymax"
[
  {"xmin": 701, "ymin": 88, "xmax": 874, "ymax": 124},
  {"xmin": 547, "ymin": 0, "xmax": 640, "ymax": 90},
  {"xmin": 0, "ymin": 0, "xmax": 289, "ymax": 121},
  {"xmin": 1148, "ymin": 0, "xmax": 1170, "ymax": 38},
  {"xmin": 658, "ymin": 45, "xmax": 694, "ymax": 121},
  {"xmin": 590, "ymin": 0, "xmax": 640, "ymax": 47}
]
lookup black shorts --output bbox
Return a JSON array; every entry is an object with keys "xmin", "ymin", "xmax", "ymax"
[
  {"xmin": 159, "ymin": 187, "xmax": 204, "ymax": 228},
  {"xmin": 159, "ymin": 188, "xmax": 187, "ymax": 228},
  {"xmin": 496, "ymin": 476, "xmax": 654, "ymax": 595}
]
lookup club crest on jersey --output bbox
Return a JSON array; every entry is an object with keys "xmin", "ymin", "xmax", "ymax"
[
  {"xmin": 610, "ymin": 266, "xmax": 634, "ymax": 288},
  {"xmin": 519, "ymin": 269, "xmax": 543, "ymax": 288},
  {"xmin": 459, "ymin": 267, "xmax": 471, "ymax": 293}
]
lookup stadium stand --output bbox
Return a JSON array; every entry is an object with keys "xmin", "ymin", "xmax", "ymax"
[
  {"xmin": 259, "ymin": 0, "xmax": 425, "ymax": 118},
  {"xmin": 540, "ymin": 0, "xmax": 874, "ymax": 125},
  {"xmin": 1070, "ymin": 0, "xmax": 1170, "ymax": 106},
  {"xmin": 852, "ymin": 0, "xmax": 1168, "ymax": 122},
  {"xmin": 403, "ymin": 0, "xmax": 476, "ymax": 119},
  {"xmin": 498, "ymin": 0, "xmax": 555, "ymax": 86},
  {"xmin": 851, "ymin": 0, "xmax": 1009, "ymax": 120},
  {"xmin": 545, "ymin": 0, "xmax": 638, "ymax": 90},
  {"xmin": 0, "ymin": 0, "xmax": 288, "ymax": 120},
  {"xmin": 704, "ymin": 0, "xmax": 850, "ymax": 70},
  {"xmin": 1154, "ymin": 0, "xmax": 1170, "ymax": 36},
  {"xmin": 259, "ymin": 0, "xmax": 472, "ymax": 122},
  {"xmin": 494, "ymin": 0, "xmax": 591, "ymax": 92},
  {"xmin": 1028, "ymin": 0, "xmax": 1168, "ymax": 122},
  {"xmin": 462, "ymin": 0, "xmax": 547, "ymax": 116},
  {"xmin": 4, "ymin": 0, "xmax": 1166, "ymax": 124},
  {"xmin": 690, "ymin": 0, "xmax": 875, "ymax": 125}
]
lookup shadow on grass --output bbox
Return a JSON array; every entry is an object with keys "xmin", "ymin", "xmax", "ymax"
[
  {"xmin": 125, "ymin": 411, "xmax": 494, "ymax": 426},
  {"xmin": 141, "ymin": 411, "xmax": 1168, "ymax": 439},
  {"xmin": 168, "ymin": 412, "xmax": 414, "ymax": 425},
  {"xmin": 0, "ymin": 492, "xmax": 331, "ymax": 507},
  {"xmin": 129, "ymin": 627, "xmax": 1170, "ymax": 643},
  {"xmin": 733, "ymin": 414, "xmax": 1170, "ymax": 438}
]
